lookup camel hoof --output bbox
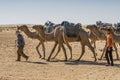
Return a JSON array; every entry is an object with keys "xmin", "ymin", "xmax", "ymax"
[
  {"xmin": 94, "ymin": 59, "xmax": 97, "ymax": 62},
  {"xmin": 39, "ymin": 55, "xmax": 42, "ymax": 58},
  {"xmin": 41, "ymin": 57, "xmax": 45, "ymax": 60},
  {"xmin": 51, "ymin": 57, "xmax": 55, "ymax": 59},
  {"xmin": 47, "ymin": 59, "xmax": 50, "ymax": 61},
  {"xmin": 98, "ymin": 58, "xmax": 102, "ymax": 60},
  {"xmin": 75, "ymin": 59, "xmax": 80, "ymax": 62}
]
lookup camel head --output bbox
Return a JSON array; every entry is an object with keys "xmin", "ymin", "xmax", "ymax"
[
  {"xmin": 17, "ymin": 25, "xmax": 28, "ymax": 32},
  {"xmin": 32, "ymin": 25, "xmax": 44, "ymax": 32},
  {"xmin": 86, "ymin": 24, "xmax": 98, "ymax": 32}
]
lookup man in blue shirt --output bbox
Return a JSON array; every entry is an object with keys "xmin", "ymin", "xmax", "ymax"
[{"xmin": 16, "ymin": 30, "xmax": 29, "ymax": 61}]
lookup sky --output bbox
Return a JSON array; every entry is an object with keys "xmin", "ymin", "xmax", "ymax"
[{"xmin": 0, "ymin": 0, "xmax": 120, "ymax": 24}]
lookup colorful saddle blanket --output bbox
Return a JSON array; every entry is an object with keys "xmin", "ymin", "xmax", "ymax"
[{"xmin": 61, "ymin": 21, "xmax": 81, "ymax": 37}]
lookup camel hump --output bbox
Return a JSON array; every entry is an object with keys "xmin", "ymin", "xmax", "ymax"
[{"xmin": 61, "ymin": 21, "xmax": 82, "ymax": 37}]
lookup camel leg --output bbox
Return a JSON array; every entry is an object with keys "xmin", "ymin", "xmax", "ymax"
[
  {"xmin": 93, "ymin": 41, "xmax": 97, "ymax": 56},
  {"xmin": 91, "ymin": 40, "xmax": 96, "ymax": 49},
  {"xmin": 113, "ymin": 43, "xmax": 119, "ymax": 60},
  {"xmin": 65, "ymin": 43, "xmax": 72, "ymax": 60},
  {"xmin": 41, "ymin": 42, "xmax": 45, "ymax": 59},
  {"xmin": 62, "ymin": 31, "xmax": 72, "ymax": 60},
  {"xmin": 47, "ymin": 42, "xmax": 58, "ymax": 61},
  {"xmin": 36, "ymin": 42, "xmax": 42, "ymax": 58},
  {"xmin": 61, "ymin": 44, "xmax": 67, "ymax": 61},
  {"xmin": 94, "ymin": 41, "xmax": 96, "ymax": 49},
  {"xmin": 53, "ymin": 42, "xmax": 67, "ymax": 61},
  {"xmin": 52, "ymin": 42, "xmax": 72, "ymax": 60},
  {"xmin": 52, "ymin": 43, "xmax": 68, "ymax": 61},
  {"xmin": 76, "ymin": 44, "xmax": 85, "ymax": 61},
  {"xmin": 87, "ymin": 42, "xmax": 97, "ymax": 62},
  {"xmin": 99, "ymin": 42, "xmax": 107, "ymax": 60},
  {"xmin": 52, "ymin": 44, "xmax": 61, "ymax": 59}
]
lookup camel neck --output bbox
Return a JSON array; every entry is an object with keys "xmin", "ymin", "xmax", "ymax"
[
  {"xmin": 37, "ymin": 27, "xmax": 60, "ymax": 41},
  {"xmin": 23, "ymin": 28, "xmax": 34, "ymax": 38},
  {"xmin": 36, "ymin": 30, "xmax": 54, "ymax": 41},
  {"xmin": 44, "ymin": 27, "xmax": 59, "ymax": 41},
  {"xmin": 93, "ymin": 28, "xmax": 106, "ymax": 39},
  {"xmin": 93, "ymin": 29, "xmax": 101, "ymax": 36}
]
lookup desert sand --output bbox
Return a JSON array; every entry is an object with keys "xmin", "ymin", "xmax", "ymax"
[{"xmin": 0, "ymin": 27, "xmax": 120, "ymax": 80}]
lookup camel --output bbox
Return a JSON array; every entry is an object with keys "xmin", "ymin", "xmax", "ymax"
[
  {"xmin": 86, "ymin": 25, "xmax": 119, "ymax": 60},
  {"xmin": 86, "ymin": 25, "xmax": 106, "ymax": 49},
  {"xmin": 48, "ymin": 25, "xmax": 97, "ymax": 61},
  {"xmin": 33, "ymin": 25, "xmax": 73, "ymax": 61},
  {"xmin": 17, "ymin": 25, "xmax": 46, "ymax": 59}
]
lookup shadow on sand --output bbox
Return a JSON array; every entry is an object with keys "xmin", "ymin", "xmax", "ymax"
[
  {"xmin": 64, "ymin": 60, "xmax": 120, "ymax": 68},
  {"xmin": 26, "ymin": 61, "xmax": 47, "ymax": 65}
]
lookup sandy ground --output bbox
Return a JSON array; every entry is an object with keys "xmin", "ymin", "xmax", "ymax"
[{"xmin": 0, "ymin": 30, "xmax": 120, "ymax": 80}]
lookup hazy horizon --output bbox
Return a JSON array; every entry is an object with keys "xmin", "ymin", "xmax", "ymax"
[{"xmin": 0, "ymin": 0, "xmax": 120, "ymax": 25}]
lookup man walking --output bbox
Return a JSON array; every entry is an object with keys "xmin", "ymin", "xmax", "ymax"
[
  {"xmin": 105, "ymin": 29, "xmax": 114, "ymax": 66},
  {"xmin": 15, "ymin": 30, "xmax": 29, "ymax": 61}
]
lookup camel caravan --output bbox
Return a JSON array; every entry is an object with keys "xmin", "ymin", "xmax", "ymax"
[{"xmin": 17, "ymin": 20, "xmax": 120, "ymax": 62}]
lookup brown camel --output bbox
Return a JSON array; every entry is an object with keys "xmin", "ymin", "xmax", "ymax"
[
  {"xmin": 33, "ymin": 25, "xmax": 97, "ymax": 61},
  {"xmin": 86, "ymin": 25, "xmax": 119, "ymax": 60},
  {"xmin": 17, "ymin": 25, "xmax": 45, "ymax": 59},
  {"xmin": 33, "ymin": 25, "xmax": 72, "ymax": 61},
  {"xmin": 58, "ymin": 26, "xmax": 97, "ymax": 61}
]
